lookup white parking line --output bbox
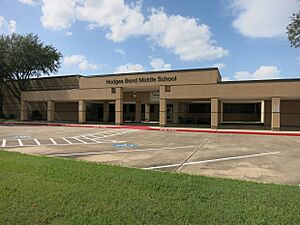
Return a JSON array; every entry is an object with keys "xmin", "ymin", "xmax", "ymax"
[
  {"xmin": 101, "ymin": 130, "xmax": 135, "ymax": 138},
  {"xmin": 17, "ymin": 139, "xmax": 23, "ymax": 146},
  {"xmin": 73, "ymin": 137, "xmax": 88, "ymax": 144},
  {"xmin": 82, "ymin": 136, "xmax": 104, "ymax": 144},
  {"xmin": 85, "ymin": 134, "xmax": 102, "ymax": 139},
  {"xmin": 74, "ymin": 130, "xmax": 135, "ymax": 139},
  {"xmin": 1, "ymin": 139, "xmax": 6, "ymax": 147},
  {"xmin": 49, "ymin": 138, "xmax": 57, "ymax": 145},
  {"xmin": 144, "ymin": 151, "xmax": 280, "ymax": 170},
  {"xmin": 62, "ymin": 138, "xmax": 73, "ymax": 144},
  {"xmin": 89, "ymin": 131, "xmax": 119, "ymax": 136},
  {"xmin": 34, "ymin": 139, "xmax": 41, "ymax": 146},
  {"xmin": 0, "ymin": 129, "xmax": 131, "ymax": 148}
]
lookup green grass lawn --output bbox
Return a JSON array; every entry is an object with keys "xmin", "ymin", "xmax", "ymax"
[{"xmin": 0, "ymin": 151, "xmax": 299, "ymax": 225}]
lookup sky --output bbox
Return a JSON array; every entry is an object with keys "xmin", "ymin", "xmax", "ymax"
[{"xmin": 0, "ymin": 0, "xmax": 299, "ymax": 81}]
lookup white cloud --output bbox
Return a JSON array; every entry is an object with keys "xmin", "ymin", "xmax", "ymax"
[
  {"xmin": 39, "ymin": 0, "xmax": 228, "ymax": 61},
  {"xmin": 0, "ymin": 16, "xmax": 16, "ymax": 34},
  {"xmin": 234, "ymin": 66, "xmax": 281, "ymax": 80},
  {"xmin": 18, "ymin": 0, "xmax": 37, "ymax": 5},
  {"xmin": 64, "ymin": 55, "xmax": 99, "ymax": 71},
  {"xmin": 150, "ymin": 57, "xmax": 171, "ymax": 70},
  {"xmin": 115, "ymin": 63, "xmax": 145, "ymax": 73},
  {"xmin": 234, "ymin": 71, "xmax": 253, "ymax": 80},
  {"xmin": 213, "ymin": 63, "xmax": 226, "ymax": 69},
  {"xmin": 142, "ymin": 9, "xmax": 228, "ymax": 61},
  {"xmin": 64, "ymin": 31, "xmax": 73, "ymax": 36},
  {"xmin": 41, "ymin": 0, "xmax": 76, "ymax": 31},
  {"xmin": 114, "ymin": 48, "xmax": 126, "ymax": 56},
  {"xmin": 222, "ymin": 76, "xmax": 232, "ymax": 81},
  {"xmin": 8, "ymin": 20, "xmax": 16, "ymax": 33},
  {"xmin": 229, "ymin": 0, "xmax": 299, "ymax": 38},
  {"xmin": 87, "ymin": 23, "xmax": 98, "ymax": 30}
]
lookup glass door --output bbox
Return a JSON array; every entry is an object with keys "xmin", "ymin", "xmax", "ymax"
[{"xmin": 167, "ymin": 104, "xmax": 173, "ymax": 122}]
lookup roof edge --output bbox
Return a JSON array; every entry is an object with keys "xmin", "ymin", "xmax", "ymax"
[
  {"xmin": 28, "ymin": 67, "xmax": 220, "ymax": 80},
  {"xmin": 221, "ymin": 77, "xmax": 300, "ymax": 84},
  {"xmin": 82, "ymin": 67, "xmax": 220, "ymax": 78},
  {"xmin": 29, "ymin": 74, "xmax": 82, "ymax": 81}
]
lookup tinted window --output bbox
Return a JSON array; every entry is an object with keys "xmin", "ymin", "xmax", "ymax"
[
  {"xmin": 223, "ymin": 103, "xmax": 260, "ymax": 113},
  {"xmin": 189, "ymin": 103, "xmax": 211, "ymax": 113}
]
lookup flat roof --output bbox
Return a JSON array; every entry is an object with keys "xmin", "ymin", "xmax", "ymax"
[
  {"xmin": 84, "ymin": 67, "xmax": 220, "ymax": 78},
  {"xmin": 31, "ymin": 67, "xmax": 220, "ymax": 80},
  {"xmin": 221, "ymin": 78, "xmax": 300, "ymax": 84},
  {"xmin": 29, "ymin": 74, "xmax": 82, "ymax": 81},
  {"xmin": 30, "ymin": 67, "xmax": 299, "ymax": 84}
]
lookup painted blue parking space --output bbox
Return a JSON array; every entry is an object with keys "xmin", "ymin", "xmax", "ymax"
[{"xmin": 113, "ymin": 143, "xmax": 137, "ymax": 148}]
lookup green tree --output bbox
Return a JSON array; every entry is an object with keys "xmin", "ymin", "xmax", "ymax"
[
  {"xmin": 287, "ymin": 11, "xmax": 300, "ymax": 48},
  {"xmin": 0, "ymin": 33, "xmax": 62, "ymax": 101}
]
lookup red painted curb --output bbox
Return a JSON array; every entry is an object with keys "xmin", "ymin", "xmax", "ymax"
[{"xmin": 1, "ymin": 121, "xmax": 300, "ymax": 136}]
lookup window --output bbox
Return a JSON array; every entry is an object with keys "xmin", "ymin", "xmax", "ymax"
[
  {"xmin": 150, "ymin": 104, "xmax": 156, "ymax": 113},
  {"xmin": 111, "ymin": 88, "xmax": 116, "ymax": 94},
  {"xmin": 165, "ymin": 86, "xmax": 171, "ymax": 92},
  {"xmin": 123, "ymin": 104, "xmax": 136, "ymax": 113},
  {"xmin": 129, "ymin": 104, "xmax": 135, "ymax": 112},
  {"xmin": 223, "ymin": 103, "xmax": 261, "ymax": 114},
  {"xmin": 141, "ymin": 104, "xmax": 145, "ymax": 113},
  {"xmin": 109, "ymin": 104, "xmax": 114, "ymax": 112},
  {"xmin": 189, "ymin": 103, "xmax": 211, "ymax": 113}
]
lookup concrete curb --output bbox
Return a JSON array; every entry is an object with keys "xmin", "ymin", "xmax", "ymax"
[{"xmin": 1, "ymin": 121, "xmax": 300, "ymax": 136}]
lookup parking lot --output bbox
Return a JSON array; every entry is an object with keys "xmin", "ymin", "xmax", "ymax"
[{"xmin": 1, "ymin": 125, "xmax": 299, "ymax": 185}]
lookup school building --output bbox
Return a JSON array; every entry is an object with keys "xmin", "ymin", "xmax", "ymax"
[{"xmin": 2, "ymin": 67, "xmax": 300, "ymax": 130}]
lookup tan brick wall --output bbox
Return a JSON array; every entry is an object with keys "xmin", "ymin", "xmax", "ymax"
[{"xmin": 281, "ymin": 100, "xmax": 300, "ymax": 127}]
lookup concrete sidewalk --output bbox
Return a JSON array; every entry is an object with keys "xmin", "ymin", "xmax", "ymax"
[{"xmin": 1, "ymin": 121, "xmax": 300, "ymax": 136}]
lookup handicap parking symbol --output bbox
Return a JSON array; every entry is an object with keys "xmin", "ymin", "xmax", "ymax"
[
  {"xmin": 113, "ymin": 143, "xmax": 137, "ymax": 148},
  {"xmin": 14, "ymin": 135, "xmax": 32, "ymax": 139}
]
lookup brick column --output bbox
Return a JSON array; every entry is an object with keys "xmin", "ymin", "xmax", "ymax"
[
  {"xmin": 271, "ymin": 97, "xmax": 280, "ymax": 131},
  {"xmin": 20, "ymin": 101, "xmax": 28, "ymax": 121},
  {"xmin": 159, "ymin": 86, "xmax": 167, "ymax": 127},
  {"xmin": 145, "ymin": 103, "xmax": 150, "ymax": 121},
  {"xmin": 173, "ymin": 102, "xmax": 179, "ymax": 124},
  {"xmin": 135, "ymin": 101, "xmax": 142, "ymax": 122},
  {"xmin": 78, "ymin": 100, "xmax": 86, "ymax": 123},
  {"xmin": 211, "ymin": 98, "xmax": 219, "ymax": 129},
  {"xmin": 47, "ymin": 101, "xmax": 55, "ymax": 122},
  {"xmin": 261, "ymin": 100, "xmax": 265, "ymax": 123},
  {"xmin": 103, "ymin": 102, "xmax": 109, "ymax": 122},
  {"xmin": 115, "ymin": 87, "xmax": 123, "ymax": 125}
]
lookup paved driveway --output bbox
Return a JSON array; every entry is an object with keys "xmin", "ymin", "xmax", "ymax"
[{"xmin": 1, "ymin": 125, "xmax": 299, "ymax": 185}]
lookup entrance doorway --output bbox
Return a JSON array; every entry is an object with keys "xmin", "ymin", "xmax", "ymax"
[
  {"xmin": 167, "ymin": 104, "xmax": 173, "ymax": 122},
  {"xmin": 86, "ymin": 103, "xmax": 103, "ymax": 122},
  {"xmin": 123, "ymin": 104, "xmax": 135, "ymax": 122}
]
